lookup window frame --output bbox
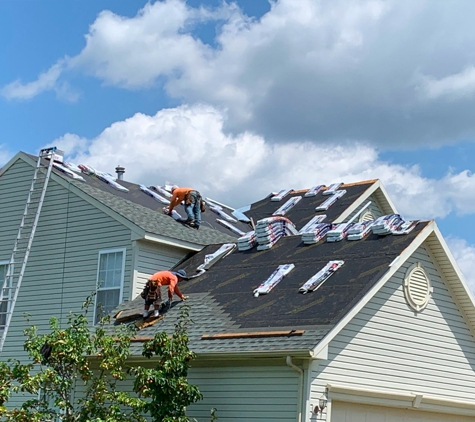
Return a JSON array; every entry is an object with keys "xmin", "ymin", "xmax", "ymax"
[
  {"xmin": 0, "ymin": 260, "xmax": 10, "ymax": 329},
  {"xmin": 93, "ymin": 248, "xmax": 126, "ymax": 324}
]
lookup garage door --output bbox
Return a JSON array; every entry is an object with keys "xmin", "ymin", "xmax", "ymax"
[{"xmin": 332, "ymin": 401, "xmax": 474, "ymax": 422}]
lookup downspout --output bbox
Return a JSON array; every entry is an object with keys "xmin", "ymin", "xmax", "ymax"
[{"xmin": 286, "ymin": 356, "xmax": 303, "ymax": 422}]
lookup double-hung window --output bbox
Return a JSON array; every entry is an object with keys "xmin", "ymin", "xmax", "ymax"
[
  {"xmin": 0, "ymin": 262, "xmax": 10, "ymax": 330},
  {"xmin": 94, "ymin": 248, "xmax": 125, "ymax": 324}
]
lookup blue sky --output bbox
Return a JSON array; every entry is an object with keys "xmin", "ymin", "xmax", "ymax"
[{"xmin": 2, "ymin": 0, "xmax": 475, "ymax": 289}]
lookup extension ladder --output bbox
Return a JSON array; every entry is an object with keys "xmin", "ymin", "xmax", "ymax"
[{"xmin": 0, "ymin": 147, "xmax": 56, "ymax": 352}]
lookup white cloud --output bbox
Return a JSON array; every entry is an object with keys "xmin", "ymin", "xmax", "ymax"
[
  {"xmin": 0, "ymin": 144, "xmax": 14, "ymax": 167},
  {"xmin": 51, "ymin": 103, "xmax": 475, "ymax": 222},
  {"xmin": 10, "ymin": 0, "xmax": 475, "ymax": 146},
  {"xmin": 419, "ymin": 66, "xmax": 475, "ymax": 100},
  {"xmin": 0, "ymin": 61, "xmax": 77, "ymax": 101},
  {"xmin": 446, "ymin": 237, "xmax": 475, "ymax": 295}
]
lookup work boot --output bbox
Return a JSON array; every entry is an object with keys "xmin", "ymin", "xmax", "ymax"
[
  {"xmin": 184, "ymin": 218, "xmax": 195, "ymax": 225},
  {"xmin": 142, "ymin": 310, "xmax": 149, "ymax": 318},
  {"xmin": 153, "ymin": 310, "xmax": 159, "ymax": 317}
]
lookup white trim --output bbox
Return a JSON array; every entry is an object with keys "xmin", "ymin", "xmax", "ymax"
[
  {"xmin": 312, "ymin": 221, "xmax": 435, "ymax": 358},
  {"xmin": 403, "ymin": 262, "xmax": 432, "ymax": 312},
  {"xmin": 93, "ymin": 247, "xmax": 126, "ymax": 324},
  {"xmin": 327, "ymin": 383, "xmax": 475, "ymax": 417},
  {"xmin": 143, "ymin": 233, "xmax": 202, "ymax": 251}
]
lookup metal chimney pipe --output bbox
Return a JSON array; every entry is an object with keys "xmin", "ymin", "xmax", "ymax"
[{"xmin": 115, "ymin": 165, "xmax": 125, "ymax": 180}]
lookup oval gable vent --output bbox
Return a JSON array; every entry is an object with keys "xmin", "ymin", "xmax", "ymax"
[{"xmin": 404, "ymin": 263, "xmax": 432, "ymax": 312}]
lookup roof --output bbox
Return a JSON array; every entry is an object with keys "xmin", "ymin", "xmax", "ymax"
[
  {"xmin": 15, "ymin": 153, "xmax": 238, "ymax": 247},
  {"xmin": 111, "ymin": 221, "xmax": 430, "ymax": 356}
]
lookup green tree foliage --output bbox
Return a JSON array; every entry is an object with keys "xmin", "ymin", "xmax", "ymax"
[
  {"xmin": 132, "ymin": 304, "xmax": 203, "ymax": 422},
  {"xmin": 0, "ymin": 296, "xmax": 208, "ymax": 422}
]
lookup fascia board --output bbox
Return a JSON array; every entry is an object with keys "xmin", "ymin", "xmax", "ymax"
[
  {"xmin": 377, "ymin": 180, "xmax": 398, "ymax": 214},
  {"xmin": 311, "ymin": 221, "xmax": 435, "ymax": 358},
  {"xmin": 143, "ymin": 233, "xmax": 203, "ymax": 251},
  {"xmin": 0, "ymin": 151, "xmax": 25, "ymax": 176}
]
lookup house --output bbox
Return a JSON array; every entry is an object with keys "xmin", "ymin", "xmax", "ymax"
[
  {"xmin": 105, "ymin": 186, "xmax": 475, "ymax": 422},
  {"xmin": 0, "ymin": 150, "xmax": 388, "ymax": 410}
]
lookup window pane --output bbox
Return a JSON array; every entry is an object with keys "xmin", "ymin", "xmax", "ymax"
[
  {"xmin": 0, "ymin": 265, "xmax": 7, "ymax": 328},
  {"xmin": 98, "ymin": 251, "xmax": 123, "ymax": 289},
  {"xmin": 95, "ymin": 289, "xmax": 120, "ymax": 323}
]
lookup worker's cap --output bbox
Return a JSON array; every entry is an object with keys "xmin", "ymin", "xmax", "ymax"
[{"xmin": 172, "ymin": 269, "xmax": 187, "ymax": 279}]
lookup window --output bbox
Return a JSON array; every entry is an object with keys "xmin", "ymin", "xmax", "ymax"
[
  {"xmin": 0, "ymin": 262, "xmax": 9, "ymax": 330},
  {"xmin": 94, "ymin": 249, "xmax": 125, "ymax": 324}
]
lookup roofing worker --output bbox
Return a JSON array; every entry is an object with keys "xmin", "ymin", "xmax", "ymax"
[
  {"xmin": 141, "ymin": 269, "xmax": 188, "ymax": 318},
  {"xmin": 167, "ymin": 186, "xmax": 203, "ymax": 229}
]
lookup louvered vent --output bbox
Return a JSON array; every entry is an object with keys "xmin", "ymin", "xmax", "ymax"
[
  {"xmin": 404, "ymin": 263, "xmax": 432, "ymax": 312},
  {"xmin": 359, "ymin": 210, "xmax": 374, "ymax": 222}
]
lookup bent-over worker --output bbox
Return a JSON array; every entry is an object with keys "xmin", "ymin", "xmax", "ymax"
[
  {"xmin": 167, "ymin": 186, "xmax": 202, "ymax": 229},
  {"xmin": 141, "ymin": 269, "xmax": 188, "ymax": 317}
]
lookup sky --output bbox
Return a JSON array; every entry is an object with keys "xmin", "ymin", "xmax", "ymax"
[{"xmin": 2, "ymin": 0, "xmax": 475, "ymax": 292}]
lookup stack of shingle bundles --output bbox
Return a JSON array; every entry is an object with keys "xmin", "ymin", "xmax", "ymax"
[
  {"xmin": 140, "ymin": 185, "xmax": 170, "ymax": 204},
  {"xmin": 372, "ymin": 214, "xmax": 404, "ymax": 235},
  {"xmin": 322, "ymin": 182, "xmax": 343, "ymax": 195},
  {"xmin": 273, "ymin": 196, "xmax": 302, "ymax": 216},
  {"xmin": 347, "ymin": 220, "xmax": 375, "ymax": 240},
  {"xmin": 299, "ymin": 260, "xmax": 344, "ymax": 294},
  {"xmin": 326, "ymin": 222, "xmax": 354, "ymax": 242},
  {"xmin": 237, "ymin": 231, "xmax": 256, "ymax": 251},
  {"xmin": 255, "ymin": 216, "xmax": 299, "ymax": 251},
  {"xmin": 216, "ymin": 219, "xmax": 246, "ymax": 236},
  {"xmin": 209, "ymin": 204, "xmax": 238, "ymax": 222},
  {"xmin": 271, "ymin": 188, "xmax": 293, "ymax": 202},
  {"xmin": 253, "ymin": 264, "xmax": 295, "ymax": 297},
  {"xmin": 315, "ymin": 190, "xmax": 347, "ymax": 211},
  {"xmin": 298, "ymin": 214, "xmax": 327, "ymax": 234},
  {"xmin": 301, "ymin": 223, "xmax": 333, "ymax": 244},
  {"xmin": 392, "ymin": 220, "xmax": 418, "ymax": 235},
  {"xmin": 304, "ymin": 185, "xmax": 325, "ymax": 197}
]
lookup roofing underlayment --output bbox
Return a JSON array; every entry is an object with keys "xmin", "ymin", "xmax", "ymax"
[{"xmin": 111, "ymin": 221, "xmax": 429, "ymax": 355}]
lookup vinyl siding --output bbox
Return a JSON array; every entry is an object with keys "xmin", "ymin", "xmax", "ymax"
[
  {"xmin": 133, "ymin": 240, "xmax": 188, "ymax": 299},
  {"xmin": 0, "ymin": 159, "xmax": 133, "ymax": 407},
  {"xmin": 343, "ymin": 194, "xmax": 384, "ymax": 223},
  {"xmin": 310, "ymin": 243, "xmax": 475, "ymax": 411}
]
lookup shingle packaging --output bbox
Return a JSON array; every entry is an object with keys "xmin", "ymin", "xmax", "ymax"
[
  {"xmin": 53, "ymin": 163, "xmax": 85, "ymax": 182},
  {"xmin": 140, "ymin": 185, "xmax": 170, "ymax": 204},
  {"xmin": 315, "ymin": 190, "xmax": 347, "ymax": 211},
  {"xmin": 237, "ymin": 231, "xmax": 256, "ymax": 251},
  {"xmin": 299, "ymin": 260, "xmax": 344, "ymax": 294},
  {"xmin": 271, "ymin": 188, "xmax": 293, "ymax": 202},
  {"xmin": 326, "ymin": 222, "xmax": 354, "ymax": 242},
  {"xmin": 298, "ymin": 214, "xmax": 327, "ymax": 234},
  {"xmin": 209, "ymin": 204, "xmax": 238, "ymax": 223},
  {"xmin": 216, "ymin": 219, "xmax": 246, "ymax": 236},
  {"xmin": 154, "ymin": 185, "xmax": 173, "ymax": 198},
  {"xmin": 347, "ymin": 220, "xmax": 375, "ymax": 240},
  {"xmin": 273, "ymin": 196, "xmax": 302, "ymax": 216},
  {"xmin": 197, "ymin": 243, "xmax": 236, "ymax": 271},
  {"xmin": 255, "ymin": 216, "xmax": 299, "ymax": 250},
  {"xmin": 78, "ymin": 164, "xmax": 129, "ymax": 192},
  {"xmin": 372, "ymin": 214, "xmax": 404, "ymax": 235},
  {"xmin": 301, "ymin": 223, "xmax": 333, "ymax": 244},
  {"xmin": 161, "ymin": 206, "xmax": 183, "ymax": 220},
  {"xmin": 253, "ymin": 263, "xmax": 295, "ymax": 297},
  {"xmin": 392, "ymin": 220, "xmax": 418, "ymax": 235},
  {"xmin": 304, "ymin": 185, "xmax": 325, "ymax": 197},
  {"xmin": 322, "ymin": 183, "xmax": 343, "ymax": 195}
]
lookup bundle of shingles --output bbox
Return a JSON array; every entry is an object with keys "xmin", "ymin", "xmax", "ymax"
[
  {"xmin": 237, "ymin": 231, "xmax": 257, "ymax": 251},
  {"xmin": 347, "ymin": 220, "xmax": 375, "ymax": 240},
  {"xmin": 301, "ymin": 222, "xmax": 333, "ymax": 244},
  {"xmin": 255, "ymin": 216, "xmax": 299, "ymax": 250},
  {"xmin": 326, "ymin": 222, "xmax": 354, "ymax": 242},
  {"xmin": 78, "ymin": 164, "xmax": 129, "ymax": 192},
  {"xmin": 372, "ymin": 214, "xmax": 418, "ymax": 236}
]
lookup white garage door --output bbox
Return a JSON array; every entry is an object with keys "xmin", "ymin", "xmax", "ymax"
[{"xmin": 332, "ymin": 401, "xmax": 474, "ymax": 422}]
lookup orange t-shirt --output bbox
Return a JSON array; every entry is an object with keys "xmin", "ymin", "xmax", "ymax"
[
  {"xmin": 148, "ymin": 270, "xmax": 184, "ymax": 300},
  {"xmin": 168, "ymin": 187, "xmax": 193, "ymax": 212}
]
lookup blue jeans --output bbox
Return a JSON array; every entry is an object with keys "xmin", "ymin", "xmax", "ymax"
[{"xmin": 185, "ymin": 191, "xmax": 201, "ymax": 227}]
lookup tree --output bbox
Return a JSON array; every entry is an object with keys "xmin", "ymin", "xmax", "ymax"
[
  {"xmin": 132, "ymin": 304, "xmax": 203, "ymax": 422},
  {"xmin": 0, "ymin": 295, "xmax": 146, "ymax": 422}
]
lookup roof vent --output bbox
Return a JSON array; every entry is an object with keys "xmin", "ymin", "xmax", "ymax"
[
  {"xmin": 359, "ymin": 210, "xmax": 374, "ymax": 222},
  {"xmin": 403, "ymin": 263, "xmax": 432, "ymax": 312},
  {"xmin": 115, "ymin": 165, "xmax": 125, "ymax": 180}
]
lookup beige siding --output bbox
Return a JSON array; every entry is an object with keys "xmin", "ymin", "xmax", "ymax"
[
  {"xmin": 0, "ymin": 159, "xmax": 133, "ymax": 407},
  {"xmin": 310, "ymin": 244, "xmax": 475, "ymax": 410},
  {"xmin": 133, "ymin": 241, "xmax": 188, "ymax": 299}
]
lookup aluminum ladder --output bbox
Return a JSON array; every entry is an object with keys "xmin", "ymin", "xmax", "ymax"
[{"xmin": 0, "ymin": 147, "xmax": 57, "ymax": 352}]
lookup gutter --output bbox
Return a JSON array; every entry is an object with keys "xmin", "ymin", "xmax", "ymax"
[{"xmin": 286, "ymin": 356, "xmax": 303, "ymax": 422}]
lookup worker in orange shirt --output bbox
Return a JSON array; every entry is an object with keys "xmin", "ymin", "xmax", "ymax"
[
  {"xmin": 141, "ymin": 269, "xmax": 188, "ymax": 317},
  {"xmin": 167, "ymin": 186, "xmax": 203, "ymax": 229}
]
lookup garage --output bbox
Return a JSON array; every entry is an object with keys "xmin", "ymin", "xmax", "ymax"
[{"xmin": 332, "ymin": 401, "xmax": 474, "ymax": 422}]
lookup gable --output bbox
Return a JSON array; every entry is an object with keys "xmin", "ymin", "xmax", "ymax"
[{"xmin": 313, "ymin": 243, "xmax": 475, "ymax": 404}]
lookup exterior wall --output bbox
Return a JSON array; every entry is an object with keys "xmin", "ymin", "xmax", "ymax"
[
  {"xmin": 187, "ymin": 363, "xmax": 299, "ymax": 422},
  {"xmin": 0, "ymin": 159, "xmax": 133, "ymax": 407},
  {"xmin": 133, "ymin": 240, "xmax": 188, "ymax": 299},
  {"xmin": 343, "ymin": 194, "xmax": 384, "ymax": 222},
  {"xmin": 309, "ymin": 243, "xmax": 475, "ymax": 413}
]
